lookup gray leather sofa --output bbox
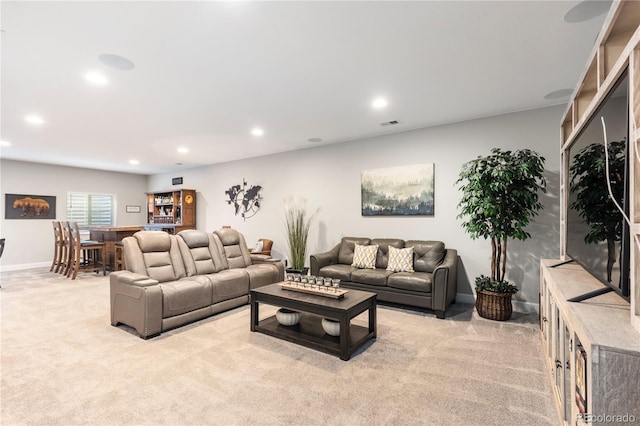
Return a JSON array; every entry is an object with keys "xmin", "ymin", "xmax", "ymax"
[
  {"xmin": 110, "ymin": 228, "xmax": 284, "ymax": 338},
  {"xmin": 310, "ymin": 237, "xmax": 457, "ymax": 318}
]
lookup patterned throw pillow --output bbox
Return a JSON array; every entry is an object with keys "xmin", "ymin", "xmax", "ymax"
[
  {"xmin": 352, "ymin": 244, "xmax": 379, "ymax": 269},
  {"xmin": 386, "ymin": 246, "xmax": 415, "ymax": 272}
]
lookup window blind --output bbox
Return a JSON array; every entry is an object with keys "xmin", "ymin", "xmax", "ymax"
[{"xmin": 66, "ymin": 192, "xmax": 114, "ymax": 226}]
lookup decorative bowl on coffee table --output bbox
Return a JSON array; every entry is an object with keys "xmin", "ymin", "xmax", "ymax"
[
  {"xmin": 276, "ymin": 308, "xmax": 300, "ymax": 326},
  {"xmin": 321, "ymin": 318, "xmax": 340, "ymax": 336}
]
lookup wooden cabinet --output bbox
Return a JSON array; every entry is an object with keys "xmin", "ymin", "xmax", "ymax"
[
  {"xmin": 541, "ymin": 260, "xmax": 640, "ymax": 425},
  {"xmin": 145, "ymin": 189, "xmax": 196, "ymax": 234},
  {"xmin": 559, "ymin": 0, "xmax": 640, "ymax": 334}
]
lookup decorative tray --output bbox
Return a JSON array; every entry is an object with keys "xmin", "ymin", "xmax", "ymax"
[{"xmin": 279, "ymin": 281, "xmax": 348, "ymax": 299}]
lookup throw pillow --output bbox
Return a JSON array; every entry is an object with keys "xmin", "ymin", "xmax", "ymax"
[
  {"xmin": 352, "ymin": 244, "xmax": 378, "ymax": 269},
  {"xmin": 387, "ymin": 246, "xmax": 415, "ymax": 272}
]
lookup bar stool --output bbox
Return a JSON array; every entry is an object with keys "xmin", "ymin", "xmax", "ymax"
[
  {"xmin": 50, "ymin": 221, "xmax": 64, "ymax": 272},
  {"xmin": 114, "ymin": 241, "xmax": 125, "ymax": 271},
  {"xmin": 67, "ymin": 222, "xmax": 106, "ymax": 280},
  {"xmin": 60, "ymin": 221, "xmax": 73, "ymax": 276}
]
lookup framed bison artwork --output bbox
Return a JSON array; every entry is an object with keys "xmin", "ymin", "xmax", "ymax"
[{"xmin": 5, "ymin": 194, "xmax": 56, "ymax": 219}]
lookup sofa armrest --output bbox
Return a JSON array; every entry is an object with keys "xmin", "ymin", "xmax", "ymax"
[
  {"xmin": 251, "ymin": 256, "xmax": 285, "ymax": 281},
  {"xmin": 431, "ymin": 249, "xmax": 458, "ymax": 318},
  {"xmin": 110, "ymin": 271, "xmax": 162, "ymax": 339},
  {"xmin": 111, "ymin": 270, "xmax": 159, "ymax": 287},
  {"xmin": 250, "ymin": 254, "xmax": 272, "ymax": 262},
  {"xmin": 310, "ymin": 243, "xmax": 341, "ymax": 276}
]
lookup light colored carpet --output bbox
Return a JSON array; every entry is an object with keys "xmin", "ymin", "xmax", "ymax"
[{"xmin": 0, "ymin": 268, "xmax": 558, "ymax": 425}]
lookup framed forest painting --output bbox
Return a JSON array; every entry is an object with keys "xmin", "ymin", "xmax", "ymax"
[{"xmin": 361, "ymin": 164, "xmax": 434, "ymax": 216}]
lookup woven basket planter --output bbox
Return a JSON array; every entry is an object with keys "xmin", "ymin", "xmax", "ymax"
[{"xmin": 476, "ymin": 290, "xmax": 513, "ymax": 321}]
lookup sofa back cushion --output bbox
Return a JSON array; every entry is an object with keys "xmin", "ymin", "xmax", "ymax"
[
  {"xmin": 124, "ymin": 231, "xmax": 186, "ymax": 282},
  {"xmin": 406, "ymin": 240, "xmax": 446, "ymax": 273},
  {"xmin": 177, "ymin": 230, "xmax": 224, "ymax": 275},
  {"xmin": 371, "ymin": 238, "xmax": 405, "ymax": 269},
  {"xmin": 213, "ymin": 228, "xmax": 252, "ymax": 269},
  {"xmin": 338, "ymin": 237, "xmax": 371, "ymax": 265}
]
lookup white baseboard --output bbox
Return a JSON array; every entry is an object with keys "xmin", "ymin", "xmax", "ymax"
[
  {"xmin": 456, "ymin": 293, "xmax": 476, "ymax": 305},
  {"xmin": 0, "ymin": 262, "xmax": 50, "ymax": 272},
  {"xmin": 456, "ymin": 292, "xmax": 539, "ymax": 314}
]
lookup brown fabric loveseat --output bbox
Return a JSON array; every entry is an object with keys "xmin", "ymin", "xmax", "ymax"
[
  {"xmin": 310, "ymin": 237, "xmax": 457, "ymax": 318},
  {"xmin": 110, "ymin": 227, "xmax": 284, "ymax": 338}
]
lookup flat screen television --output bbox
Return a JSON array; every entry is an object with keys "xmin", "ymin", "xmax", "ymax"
[{"xmin": 565, "ymin": 70, "xmax": 630, "ymax": 300}]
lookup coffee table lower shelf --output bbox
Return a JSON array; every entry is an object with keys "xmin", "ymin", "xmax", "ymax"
[{"xmin": 255, "ymin": 314, "xmax": 372, "ymax": 360}]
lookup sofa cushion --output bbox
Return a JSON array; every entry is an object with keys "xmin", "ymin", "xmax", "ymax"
[
  {"xmin": 177, "ymin": 230, "xmax": 219, "ymax": 276},
  {"xmin": 319, "ymin": 264, "xmax": 357, "ymax": 281},
  {"xmin": 407, "ymin": 241, "xmax": 445, "ymax": 273},
  {"xmin": 135, "ymin": 231, "xmax": 171, "ymax": 252},
  {"xmin": 179, "ymin": 229, "xmax": 210, "ymax": 248},
  {"xmin": 216, "ymin": 227, "xmax": 241, "ymax": 245},
  {"xmin": 352, "ymin": 244, "xmax": 378, "ymax": 269},
  {"xmin": 387, "ymin": 272, "xmax": 433, "ymax": 293},
  {"xmin": 213, "ymin": 228, "xmax": 252, "ymax": 269},
  {"xmin": 205, "ymin": 269, "xmax": 250, "ymax": 303},
  {"xmin": 245, "ymin": 263, "xmax": 281, "ymax": 290},
  {"xmin": 387, "ymin": 246, "xmax": 415, "ymax": 272},
  {"xmin": 338, "ymin": 237, "xmax": 371, "ymax": 265},
  {"xmin": 372, "ymin": 239, "xmax": 405, "ymax": 269},
  {"xmin": 351, "ymin": 268, "xmax": 393, "ymax": 286},
  {"xmin": 159, "ymin": 276, "xmax": 213, "ymax": 318},
  {"xmin": 130, "ymin": 232, "xmax": 186, "ymax": 283}
]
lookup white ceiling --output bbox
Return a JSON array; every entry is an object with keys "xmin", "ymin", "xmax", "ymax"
[{"xmin": 0, "ymin": 1, "xmax": 609, "ymax": 175}]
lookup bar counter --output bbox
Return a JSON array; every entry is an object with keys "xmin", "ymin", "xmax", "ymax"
[{"xmin": 86, "ymin": 226, "xmax": 144, "ymax": 270}]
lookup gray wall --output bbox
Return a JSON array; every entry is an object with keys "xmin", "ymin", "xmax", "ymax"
[
  {"xmin": 149, "ymin": 105, "xmax": 564, "ymax": 309},
  {"xmin": 0, "ymin": 160, "xmax": 147, "ymax": 269},
  {"xmin": 0, "ymin": 105, "xmax": 563, "ymax": 309}
]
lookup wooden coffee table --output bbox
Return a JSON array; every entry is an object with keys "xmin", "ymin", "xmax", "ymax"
[{"xmin": 250, "ymin": 283, "xmax": 377, "ymax": 361}]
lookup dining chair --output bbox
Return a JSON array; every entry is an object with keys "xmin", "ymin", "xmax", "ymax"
[
  {"xmin": 67, "ymin": 222, "xmax": 106, "ymax": 279},
  {"xmin": 50, "ymin": 221, "xmax": 64, "ymax": 273},
  {"xmin": 255, "ymin": 238, "xmax": 273, "ymax": 256}
]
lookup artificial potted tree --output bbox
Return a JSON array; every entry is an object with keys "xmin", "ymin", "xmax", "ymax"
[
  {"xmin": 284, "ymin": 196, "xmax": 315, "ymax": 274},
  {"xmin": 456, "ymin": 148, "xmax": 546, "ymax": 320}
]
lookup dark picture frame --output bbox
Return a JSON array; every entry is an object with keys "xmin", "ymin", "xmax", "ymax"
[{"xmin": 5, "ymin": 193, "xmax": 56, "ymax": 219}]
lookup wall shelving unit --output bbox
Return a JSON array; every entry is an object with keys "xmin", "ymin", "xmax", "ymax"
[
  {"xmin": 545, "ymin": 1, "xmax": 640, "ymax": 424},
  {"xmin": 144, "ymin": 189, "xmax": 196, "ymax": 234}
]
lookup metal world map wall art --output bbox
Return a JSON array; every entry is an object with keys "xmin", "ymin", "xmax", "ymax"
[{"xmin": 225, "ymin": 179, "xmax": 263, "ymax": 220}]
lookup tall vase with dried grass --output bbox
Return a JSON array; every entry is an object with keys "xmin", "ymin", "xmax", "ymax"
[{"xmin": 284, "ymin": 196, "xmax": 314, "ymax": 272}]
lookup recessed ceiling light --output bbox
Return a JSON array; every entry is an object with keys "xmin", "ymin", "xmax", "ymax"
[
  {"xmin": 0, "ymin": 140, "xmax": 11, "ymax": 147},
  {"xmin": 99, "ymin": 53, "xmax": 135, "ymax": 71},
  {"xmin": 129, "ymin": 159, "xmax": 140, "ymax": 165},
  {"xmin": 308, "ymin": 138, "xmax": 323, "ymax": 143},
  {"xmin": 544, "ymin": 88, "xmax": 574, "ymax": 100},
  {"xmin": 251, "ymin": 128, "xmax": 264, "ymax": 137},
  {"xmin": 177, "ymin": 147, "xmax": 189, "ymax": 154},
  {"xmin": 372, "ymin": 97, "xmax": 388, "ymax": 109},
  {"xmin": 24, "ymin": 115, "xmax": 45, "ymax": 126},
  {"xmin": 85, "ymin": 71, "xmax": 108, "ymax": 86},
  {"xmin": 564, "ymin": 0, "xmax": 612, "ymax": 23}
]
